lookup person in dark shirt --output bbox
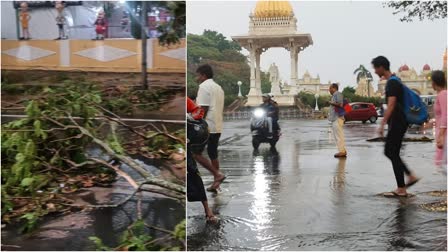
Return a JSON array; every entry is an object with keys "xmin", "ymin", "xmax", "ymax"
[
  {"xmin": 260, "ymin": 94, "xmax": 278, "ymax": 137},
  {"xmin": 187, "ymin": 97, "xmax": 218, "ymax": 223},
  {"xmin": 372, "ymin": 56, "xmax": 420, "ymax": 197}
]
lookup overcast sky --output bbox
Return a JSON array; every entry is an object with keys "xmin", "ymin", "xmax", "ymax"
[{"xmin": 187, "ymin": 1, "xmax": 447, "ymax": 90}]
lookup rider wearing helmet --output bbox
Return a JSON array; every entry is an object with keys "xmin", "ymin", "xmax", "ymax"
[{"xmin": 260, "ymin": 94, "xmax": 279, "ymax": 138}]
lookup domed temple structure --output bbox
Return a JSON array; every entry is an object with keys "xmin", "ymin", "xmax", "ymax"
[
  {"xmin": 232, "ymin": 0, "xmax": 313, "ymax": 106},
  {"xmin": 375, "ymin": 49, "xmax": 447, "ymax": 96},
  {"xmin": 377, "ymin": 64, "xmax": 434, "ymax": 96}
]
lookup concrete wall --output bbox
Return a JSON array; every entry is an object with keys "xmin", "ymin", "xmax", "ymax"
[{"xmin": 1, "ymin": 38, "xmax": 185, "ymax": 73}]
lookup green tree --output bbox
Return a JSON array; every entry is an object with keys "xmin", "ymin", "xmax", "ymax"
[
  {"xmin": 354, "ymin": 64, "xmax": 373, "ymax": 97},
  {"xmin": 342, "ymin": 86, "xmax": 356, "ymax": 102},
  {"xmin": 341, "ymin": 86, "xmax": 383, "ymax": 107},
  {"xmin": 127, "ymin": 1, "xmax": 185, "ymax": 44},
  {"xmin": 298, "ymin": 92, "xmax": 331, "ymax": 109},
  {"xmin": 353, "ymin": 65, "xmax": 373, "ymax": 83},
  {"xmin": 187, "ymin": 30, "xmax": 271, "ymax": 106},
  {"xmin": 384, "ymin": 1, "xmax": 447, "ymax": 22}
]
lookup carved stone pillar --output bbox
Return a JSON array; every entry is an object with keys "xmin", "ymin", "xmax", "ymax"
[
  {"xmin": 255, "ymin": 48, "xmax": 262, "ymax": 95},
  {"xmin": 248, "ymin": 41, "xmax": 257, "ymax": 96},
  {"xmin": 289, "ymin": 40, "xmax": 299, "ymax": 95}
]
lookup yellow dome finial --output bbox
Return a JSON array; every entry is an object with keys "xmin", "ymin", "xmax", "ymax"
[{"xmin": 254, "ymin": 0, "xmax": 293, "ymax": 18}]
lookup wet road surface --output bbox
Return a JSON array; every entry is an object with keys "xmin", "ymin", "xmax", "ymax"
[{"xmin": 187, "ymin": 119, "xmax": 447, "ymax": 251}]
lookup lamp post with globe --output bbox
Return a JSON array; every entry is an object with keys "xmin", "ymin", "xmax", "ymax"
[
  {"xmin": 314, "ymin": 93, "xmax": 319, "ymax": 111},
  {"xmin": 237, "ymin": 81, "xmax": 243, "ymax": 97}
]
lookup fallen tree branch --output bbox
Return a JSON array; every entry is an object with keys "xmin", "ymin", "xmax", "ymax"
[
  {"xmin": 140, "ymin": 185, "xmax": 185, "ymax": 200},
  {"xmin": 67, "ymin": 115, "xmax": 185, "ymax": 194},
  {"xmin": 89, "ymin": 158, "xmax": 139, "ymax": 189},
  {"xmin": 144, "ymin": 223, "xmax": 174, "ymax": 235},
  {"xmin": 63, "ymin": 179, "xmax": 184, "ymax": 209},
  {"xmin": 101, "ymin": 115, "xmax": 184, "ymax": 144}
]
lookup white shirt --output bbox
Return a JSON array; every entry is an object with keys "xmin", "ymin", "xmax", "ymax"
[{"xmin": 196, "ymin": 79, "xmax": 224, "ymax": 133}]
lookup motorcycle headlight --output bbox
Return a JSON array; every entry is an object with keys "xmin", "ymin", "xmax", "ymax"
[{"xmin": 253, "ymin": 108, "xmax": 265, "ymax": 118}]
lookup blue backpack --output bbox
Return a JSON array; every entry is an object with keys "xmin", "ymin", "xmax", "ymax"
[{"xmin": 389, "ymin": 75, "xmax": 428, "ymax": 125}]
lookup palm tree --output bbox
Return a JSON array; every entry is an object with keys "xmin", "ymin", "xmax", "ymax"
[{"xmin": 354, "ymin": 65, "xmax": 373, "ymax": 97}]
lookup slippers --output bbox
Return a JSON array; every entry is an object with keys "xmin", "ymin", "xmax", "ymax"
[
  {"xmin": 383, "ymin": 191, "xmax": 408, "ymax": 198},
  {"xmin": 207, "ymin": 175, "xmax": 227, "ymax": 192},
  {"xmin": 334, "ymin": 152, "xmax": 347, "ymax": 158},
  {"xmin": 405, "ymin": 178, "xmax": 421, "ymax": 188},
  {"xmin": 215, "ymin": 175, "xmax": 227, "ymax": 184},
  {"xmin": 206, "ymin": 186, "xmax": 219, "ymax": 192}
]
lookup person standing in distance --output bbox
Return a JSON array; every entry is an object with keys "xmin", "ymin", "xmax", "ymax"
[{"xmin": 328, "ymin": 83, "xmax": 347, "ymax": 158}]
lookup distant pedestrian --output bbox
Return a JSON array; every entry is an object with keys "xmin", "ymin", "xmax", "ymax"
[
  {"xmin": 193, "ymin": 64, "xmax": 226, "ymax": 192},
  {"xmin": 372, "ymin": 56, "xmax": 420, "ymax": 197},
  {"xmin": 328, "ymin": 83, "xmax": 347, "ymax": 158},
  {"xmin": 431, "ymin": 71, "xmax": 447, "ymax": 167}
]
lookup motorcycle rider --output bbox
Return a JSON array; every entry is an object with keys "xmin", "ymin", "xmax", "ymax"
[{"xmin": 260, "ymin": 94, "xmax": 279, "ymax": 138}]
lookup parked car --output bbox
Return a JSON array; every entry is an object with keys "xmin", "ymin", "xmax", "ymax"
[{"xmin": 344, "ymin": 102, "xmax": 378, "ymax": 123}]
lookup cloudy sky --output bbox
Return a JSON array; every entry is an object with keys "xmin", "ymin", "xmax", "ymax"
[{"xmin": 187, "ymin": 1, "xmax": 447, "ymax": 90}]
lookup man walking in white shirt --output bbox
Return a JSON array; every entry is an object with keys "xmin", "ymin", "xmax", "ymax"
[{"xmin": 193, "ymin": 64, "xmax": 226, "ymax": 191}]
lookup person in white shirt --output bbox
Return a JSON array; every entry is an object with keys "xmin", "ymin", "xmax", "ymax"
[{"xmin": 192, "ymin": 64, "xmax": 226, "ymax": 192}]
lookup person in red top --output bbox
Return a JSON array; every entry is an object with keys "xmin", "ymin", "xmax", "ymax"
[
  {"xmin": 187, "ymin": 97, "xmax": 204, "ymax": 120},
  {"xmin": 187, "ymin": 97, "xmax": 217, "ymax": 223}
]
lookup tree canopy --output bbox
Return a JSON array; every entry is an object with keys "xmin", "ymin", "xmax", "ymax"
[
  {"xmin": 187, "ymin": 30, "xmax": 271, "ymax": 106},
  {"xmin": 384, "ymin": 1, "xmax": 447, "ymax": 22},
  {"xmin": 127, "ymin": 1, "xmax": 185, "ymax": 44},
  {"xmin": 353, "ymin": 65, "xmax": 373, "ymax": 83}
]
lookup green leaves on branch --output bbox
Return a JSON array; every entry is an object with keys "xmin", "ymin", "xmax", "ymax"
[
  {"xmin": 1, "ymin": 82, "xmax": 103, "ymax": 220},
  {"xmin": 89, "ymin": 219, "xmax": 185, "ymax": 251},
  {"xmin": 187, "ymin": 30, "xmax": 271, "ymax": 105},
  {"xmin": 384, "ymin": 1, "xmax": 447, "ymax": 22}
]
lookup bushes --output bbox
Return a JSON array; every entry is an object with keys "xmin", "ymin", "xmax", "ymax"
[
  {"xmin": 298, "ymin": 92, "xmax": 331, "ymax": 109},
  {"xmin": 187, "ymin": 30, "xmax": 272, "ymax": 106},
  {"xmin": 342, "ymin": 86, "xmax": 383, "ymax": 107}
]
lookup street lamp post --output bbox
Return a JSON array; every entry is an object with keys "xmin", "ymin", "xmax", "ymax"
[
  {"xmin": 141, "ymin": 1, "xmax": 148, "ymax": 89},
  {"xmin": 237, "ymin": 81, "xmax": 243, "ymax": 97},
  {"xmin": 366, "ymin": 77, "xmax": 372, "ymax": 97},
  {"xmin": 314, "ymin": 93, "xmax": 319, "ymax": 111}
]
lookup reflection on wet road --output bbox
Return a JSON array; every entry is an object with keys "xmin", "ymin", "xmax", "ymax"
[{"xmin": 187, "ymin": 120, "xmax": 447, "ymax": 251}]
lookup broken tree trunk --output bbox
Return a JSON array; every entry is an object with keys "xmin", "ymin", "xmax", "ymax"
[{"xmin": 73, "ymin": 119, "xmax": 185, "ymax": 194}]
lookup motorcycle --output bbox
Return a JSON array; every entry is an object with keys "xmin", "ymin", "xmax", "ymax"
[{"xmin": 250, "ymin": 107, "xmax": 280, "ymax": 149}]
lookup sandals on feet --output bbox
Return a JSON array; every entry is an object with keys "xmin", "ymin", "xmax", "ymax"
[
  {"xmin": 405, "ymin": 178, "xmax": 421, "ymax": 188},
  {"xmin": 383, "ymin": 191, "xmax": 408, "ymax": 198},
  {"xmin": 207, "ymin": 175, "xmax": 227, "ymax": 192},
  {"xmin": 206, "ymin": 186, "xmax": 220, "ymax": 192}
]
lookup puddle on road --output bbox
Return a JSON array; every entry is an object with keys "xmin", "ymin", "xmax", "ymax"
[{"xmin": 187, "ymin": 120, "xmax": 447, "ymax": 251}]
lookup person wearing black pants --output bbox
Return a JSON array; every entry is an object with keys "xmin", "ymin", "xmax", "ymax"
[
  {"xmin": 385, "ymin": 120, "xmax": 411, "ymax": 188},
  {"xmin": 372, "ymin": 56, "xmax": 420, "ymax": 197}
]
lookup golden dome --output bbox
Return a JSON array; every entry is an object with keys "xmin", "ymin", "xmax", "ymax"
[{"xmin": 253, "ymin": 1, "xmax": 293, "ymax": 18}]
